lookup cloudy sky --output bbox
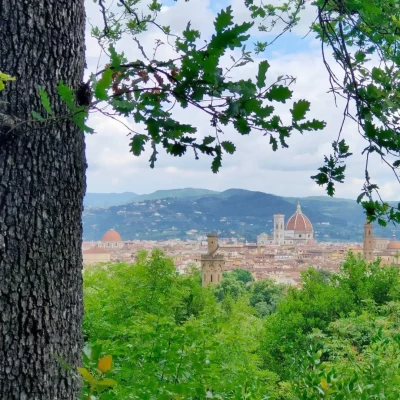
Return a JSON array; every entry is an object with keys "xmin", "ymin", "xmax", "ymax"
[{"xmin": 83, "ymin": 0, "xmax": 399, "ymax": 201}]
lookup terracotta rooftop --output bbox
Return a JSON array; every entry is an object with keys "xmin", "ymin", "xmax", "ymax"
[
  {"xmin": 387, "ymin": 235, "xmax": 400, "ymax": 250},
  {"xmin": 102, "ymin": 229, "xmax": 122, "ymax": 242},
  {"xmin": 83, "ymin": 247, "xmax": 110, "ymax": 254}
]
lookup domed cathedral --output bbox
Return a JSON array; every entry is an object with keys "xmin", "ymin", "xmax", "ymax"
[
  {"xmin": 285, "ymin": 203, "xmax": 314, "ymax": 244},
  {"xmin": 201, "ymin": 234, "xmax": 225, "ymax": 286},
  {"xmin": 257, "ymin": 202, "xmax": 314, "ymax": 246},
  {"xmin": 97, "ymin": 229, "xmax": 124, "ymax": 249}
]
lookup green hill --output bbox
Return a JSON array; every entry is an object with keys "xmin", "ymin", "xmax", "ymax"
[
  {"xmin": 131, "ymin": 188, "xmax": 220, "ymax": 202},
  {"xmin": 82, "ymin": 189, "xmax": 398, "ymax": 242},
  {"xmin": 83, "ymin": 192, "xmax": 137, "ymax": 208}
]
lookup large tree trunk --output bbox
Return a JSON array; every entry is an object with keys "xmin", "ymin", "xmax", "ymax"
[{"xmin": 0, "ymin": 1, "xmax": 86, "ymax": 399}]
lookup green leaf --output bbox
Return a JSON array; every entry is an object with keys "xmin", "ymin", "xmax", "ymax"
[
  {"xmin": 73, "ymin": 110, "xmax": 94, "ymax": 133},
  {"xmin": 147, "ymin": 118, "xmax": 160, "ymax": 138},
  {"xmin": 149, "ymin": 144, "xmax": 158, "ymax": 168},
  {"xmin": 183, "ymin": 22, "xmax": 201, "ymax": 43},
  {"xmin": 111, "ymin": 99, "xmax": 137, "ymax": 114},
  {"xmin": 96, "ymin": 378, "xmax": 118, "ymax": 387},
  {"xmin": 266, "ymin": 85, "xmax": 292, "ymax": 103},
  {"xmin": 354, "ymin": 50, "xmax": 366, "ymax": 63},
  {"xmin": 357, "ymin": 192, "xmax": 366, "ymax": 203},
  {"xmin": 38, "ymin": 86, "xmax": 53, "ymax": 115},
  {"xmin": 148, "ymin": 0, "xmax": 161, "ymax": 12},
  {"xmin": 0, "ymin": 71, "xmax": 15, "ymax": 92},
  {"xmin": 211, "ymin": 153, "xmax": 222, "ymax": 173},
  {"xmin": 57, "ymin": 81, "xmax": 76, "ymax": 110},
  {"xmin": 234, "ymin": 118, "xmax": 251, "ymax": 134},
  {"xmin": 209, "ymin": 22, "xmax": 253, "ymax": 52},
  {"xmin": 256, "ymin": 60, "xmax": 270, "ymax": 89},
  {"xmin": 95, "ymin": 68, "xmax": 113, "ymax": 101},
  {"xmin": 270, "ymin": 136, "xmax": 278, "ymax": 151},
  {"xmin": 31, "ymin": 111, "xmax": 45, "ymax": 122},
  {"xmin": 214, "ymin": 6, "xmax": 234, "ymax": 33},
  {"xmin": 168, "ymin": 143, "xmax": 186, "ymax": 157},
  {"xmin": 327, "ymin": 181, "xmax": 335, "ymax": 196},
  {"xmin": 0, "ymin": 71, "xmax": 15, "ymax": 82},
  {"xmin": 291, "ymin": 100, "xmax": 310, "ymax": 121},
  {"xmin": 77, "ymin": 367, "xmax": 96, "ymax": 384},
  {"xmin": 130, "ymin": 134, "xmax": 148, "ymax": 156},
  {"xmin": 296, "ymin": 119, "xmax": 325, "ymax": 131},
  {"xmin": 109, "ymin": 44, "xmax": 124, "ymax": 70},
  {"xmin": 202, "ymin": 136, "xmax": 216, "ymax": 145},
  {"xmin": 221, "ymin": 141, "xmax": 236, "ymax": 154}
]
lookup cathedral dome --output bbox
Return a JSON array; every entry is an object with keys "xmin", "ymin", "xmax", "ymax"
[
  {"xmin": 286, "ymin": 203, "xmax": 313, "ymax": 232},
  {"xmin": 102, "ymin": 229, "xmax": 122, "ymax": 242},
  {"xmin": 387, "ymin": 235, "xmax": 400, "ymax": 250}
]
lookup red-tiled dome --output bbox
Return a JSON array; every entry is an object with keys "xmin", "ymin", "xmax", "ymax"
[
  {"xmin": 101, "ymin": 229, "xmax": 122, "ymax": 242},
  {"xmin": 387, "ymin": 236, "xmax": 400, "ymax": 250},
  {"xmin": 286, "ymin": 203, "xmax": 313, "ymax": 232}
]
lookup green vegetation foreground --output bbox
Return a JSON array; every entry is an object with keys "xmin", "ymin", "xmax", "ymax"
[{"xmin": 82, "ymin": 252, "xmax": 400, "ymax": 399}]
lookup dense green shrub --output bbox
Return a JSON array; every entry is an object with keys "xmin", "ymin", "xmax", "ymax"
[
  {"xmin": 260, "ymin": 254, "xmax": 400, "ymax": 378},
  {"xmin": 82, "ymin": 252, "xmax": 400, "ymax": 399},
  {"xmin": 83, "ymin": 251, "xmax": 291, "ymax": 399}
]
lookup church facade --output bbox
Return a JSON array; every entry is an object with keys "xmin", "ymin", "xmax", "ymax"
[{"xmin": 257, "ymin": 203, "xmax": 314, "ymax": 246}]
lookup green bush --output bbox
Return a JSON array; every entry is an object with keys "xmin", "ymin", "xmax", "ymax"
[
  {"xmin": 81, "ymin": 252, "xmax": 400, "ymax": 399},
  {"xmin": 83, "ymin": 250, "xmax": 291, "ymax": 399}
]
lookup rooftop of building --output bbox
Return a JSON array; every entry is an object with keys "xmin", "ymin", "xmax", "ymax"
[
  {"xmin": 286, "ymin": 203, "xmax": 313, "ymax": 232},
  {"xmin": 101, "ymin": 229, "xmax": 122, "ymax": 242}
]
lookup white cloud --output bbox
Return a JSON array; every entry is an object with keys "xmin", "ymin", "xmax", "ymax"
[{"xmin": 83, "ymin": 0, "xmax": 400, "ymax": 201}]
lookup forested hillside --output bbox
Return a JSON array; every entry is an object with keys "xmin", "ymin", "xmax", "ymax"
[
  {"xmin": 82, "ymin": 189, "xmax": 395, "ymax": 242},
  {"xmin": 83, "ymin": 192, "xmax": 138, "ymax": 208},
  {"xmin": 81, "ymin": 252, "xmax": 400, "ymax": 399}
]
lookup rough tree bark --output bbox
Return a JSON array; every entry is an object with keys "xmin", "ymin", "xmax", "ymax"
[{"xmin": 0, "ymin": 1, "xmax": 86, "ymax": 399}]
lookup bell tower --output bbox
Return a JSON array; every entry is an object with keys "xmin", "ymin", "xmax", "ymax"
[
  {"xmin": 201, "ymin": 233, "xmax": 225, "ymax": 286},
  {"xmin": 207, "ymin": 233, "xmax": 218, "ymax": 253},
  {"xmin": 273, "ymin": 214, "xmax": 285, "ymax": 245},
  {"xmin": 363, "ymin": 220, "xmax": 374, "ymax": 262}
]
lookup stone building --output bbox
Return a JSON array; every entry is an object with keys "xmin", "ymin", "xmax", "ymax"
[
  {"xmin": 363, "ymin": 221, "xmax": 374, "ymax": 262},
  {"xmin": 362, "ymin": 221, "xmax": 399, "ymax": 265},
  {"xmin": 82, "ymin": 247, "xmax": 111, "ymax": 265},
  {"xmin": 200, "ymin": 234, "xmax": 225, "ymax": 286},
  {"xmin": 257, "ymin": 203, "xmax": 314, "ymax": 246}
]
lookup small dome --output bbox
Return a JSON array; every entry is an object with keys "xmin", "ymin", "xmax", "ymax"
[
  {"xmin": 101, "ymin": 229, "xmax": 122, "ymax": 242},
  {"xmin": 387, "ymin": 234, "xmax": 400, "ymax": 250},
  {"xmin": 286, "ymin": 203, "xmax": 313, "ymax": 232}
]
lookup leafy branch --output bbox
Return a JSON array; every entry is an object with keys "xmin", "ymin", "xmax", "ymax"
[
  {"xmin": 246, "ymin": 0, "xmax": 400, "ymax": 225},
  {"xmin": 30, "ymin": 4, "xmax": 324, "ymax": 174}
]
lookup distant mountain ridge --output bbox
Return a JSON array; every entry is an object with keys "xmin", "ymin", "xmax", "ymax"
[
  {"xmin": 132, "ymin": 188, "xmax": 220, "ymax": 202},
  {"xmin": 82, "ymin": 188, "xmax": 396, "ymax": 243},
  {"xmin": 84, "ymin": 188, "xmax": 218, "ymax": 208},
  {"xmin": 84, "ymin": 192, "xmax": 137, "ymax": 208}
]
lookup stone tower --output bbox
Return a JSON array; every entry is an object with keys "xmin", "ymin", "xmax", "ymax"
[
  {"xmin": 273, "ymin": 214, "xmax": 285, "ymax": 245},
  {"xmin": 207, "ymin": 233, "xmax": 218, "ymax": 254},
  {"xmin": 201, "ymin": 233, "xmax": 225, "ymax": 286},
  {"xmin": 363, "ymin": 220, "xmax": 374, "ymax": 262}
]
